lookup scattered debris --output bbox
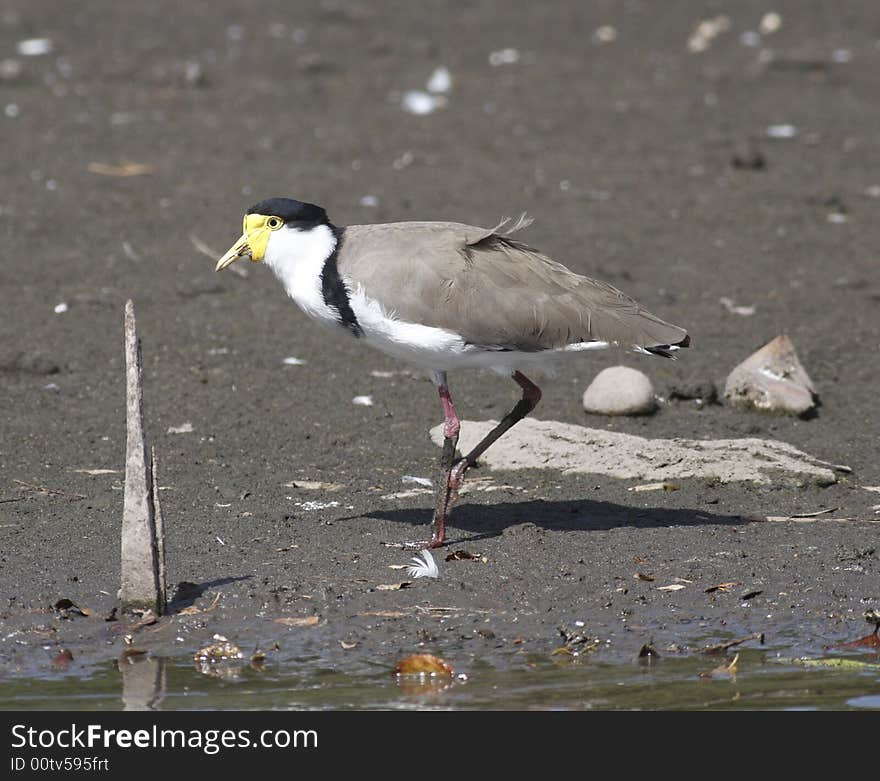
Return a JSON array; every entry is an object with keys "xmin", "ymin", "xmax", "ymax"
[
  {"xmin": 488, "ymin": 48, "xmax": 520, "ymax": 66},
  {"xmin": 274, "ymin": 616, "xmax": 320, "ymax": 627},
  {"xmin": 51, "ymin": 649, "xmax": 75, "ymax": 669},
  {"xmin": 402, "ymin": 475, "xmax": 433, "ymax": 487},
  {"xmin": 790, "ymin": 508, "xmax": 837, "ymax": 518},
  {"xmin": 283, "ymin": 357, "xmax": 306, "ymax": 365},
  {"xmin": 719, "ymin": 296, "xmax": 756, "ymax": 316},
  {"xmin": 426, "ymin": 66, "xmax": 451, "ymax": 94},
  {"xmin": 166, "ymin": 422, "xmax": 193, "ymax": 434},
  {"xmin": 635, "ymin": 572, "xmax": 655, "ymax": 582},
  {"xmin": 285, "ymin": 480, "xmax": 343, "ymax": 491},
  {"xmin": 657, "ymin": 584, "xmax": 686, "ymax": 592},
  {"xmin": 445, "ymin": 550, "xmax": 483, "ymax": 562},
  {"xmin": 73, "ymin": 469, "xmax": 119, "ymax": 476},
  {"xmin": 376, "ymin": 582, "xmax": 413, "ymax": 591},
  {"xmin": 582, "ymin": 366, "xmax": 656, "ymax": 416},
  {"xmin": 340, "ymin": 640, "xmax": 357, "ymax": 650},
  {"xmin": 553, "ymin": 625, "xmax": 601, "ymax": 657},
  {"xmin": 759, "ymin": 12, "xmax": 782, "ymax": 35},
  {"xmin": 703, "ymin": 632, "xmax": 764, "ymax": 655},
  {"xmin": 87, "ymin": 162, "xmax": 155, "ymax": 177},
  {"xmin": 14, "ymin": 479, "xmax": 84, "ymax": 499},
  {"xmin": 766, "ymin": 124, "xmax": 798, "ymax": 139},
  {"xmin": 54, "ymin": 302, "xmax": 68, "ymax": 314},
  {"xmin": 688, "ymin": 15, "xmax": 730, "ymax": 53},
  {"xmin": 352, "ymin": 395, "xmax": 373, "ymax": 406},
  {"xmin": 699, "ymin": 652, "xmax": 739, "ymax": 679},
  {"xmin": 54, "ymin": 599, "xmax": 92, "ymax": 618},
  {"xmin": 400, "ymin": 90, "xmax": 446, "ymax": 115},
  {"xmin": 724, "ymin": 334, "xmax": 817, "ymax": 416},
  {"xmin": 593, "ymin": 25, "xmax": 618, "ymax": 44},
  {"xmin": 17, "ymin": 38, "xmax": 53, "ymax": 56},
  {"xmin": 393, "ymin": 654, "xmax": 454, "ymax": 677},
  {"xmin": 740, "ymin": 589, "xmax": 763, "ymax": 601},
  {"xmin": 407, "ymin": 550, "xmax": 439, "ymax": 579},
  {"xmin": 638, "ymin": 643, "xmax": 660, "ymax": 660},
  {"xmin": 705, "ymin": 581, "xmax": 740, "ymax": 593},
  {"xmin": 629, "ymin": 482, "xmax": 680, "ymax": 493},
  {"xmin": 175, "ymin": 592, "xmax": 221, "ymax": 616},
  {"xmin": 431, "ymin": 418, "xmax": 841, "ymax": 485},
  {"xmin": 194, "ymin": 636, "xmax": 243, "ymax": 664},
  {"xmin": 294, "ymin": 500, "xmax": 340, "ymax": 511}
]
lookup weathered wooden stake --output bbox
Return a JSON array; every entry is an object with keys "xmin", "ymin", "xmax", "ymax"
[{"xmin": 120, "ymin": 299, "xmax": 166, "ymax": 613}]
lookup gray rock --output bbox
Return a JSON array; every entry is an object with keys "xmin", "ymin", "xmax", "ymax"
[
  {"xmin": 582, "ymin": 366, "xmax": 656, "ymax": 416},
  {"xmin": 724, "ymin": 334, "xmax": 817, "ymax": 416}
]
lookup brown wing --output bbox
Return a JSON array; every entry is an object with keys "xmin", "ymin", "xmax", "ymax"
[{"xmin": 338, "ymin": 221, "xmax": 688, "ymax": 351}]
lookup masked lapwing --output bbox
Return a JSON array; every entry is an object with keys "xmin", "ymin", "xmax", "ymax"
[{"xmin": 216, "ymin": 197, "xmax": 689, "ymax": 548}]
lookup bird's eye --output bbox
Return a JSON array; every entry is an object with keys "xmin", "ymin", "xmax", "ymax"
[{"xmin": 267, "ymin": 217, "xmax": 283, "ymax": 230}]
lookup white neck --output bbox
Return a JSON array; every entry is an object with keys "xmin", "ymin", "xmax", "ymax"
[{"xmin": 263, "ymin": 224, "xmax": 340, "ymax": 324}]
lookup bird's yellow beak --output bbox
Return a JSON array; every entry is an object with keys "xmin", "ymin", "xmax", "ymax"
[{"xmin": 215, "ymin": 214, "xmax": 273, "ymax": 272}]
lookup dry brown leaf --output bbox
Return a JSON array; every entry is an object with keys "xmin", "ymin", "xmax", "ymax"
[
  {"xmin": 88, "ymin": 162, "xmax": 155, "ymax": 177},
  {"xmin": 376, "ymin": 582, "xmax": 412, "ymax": 591},
  {"xmin": 176, "ymin": 592, "xmax": 221, "ymax": 616},
  {"xmin": 635, "ymin": 572, "xmax": 655, "ymax": 582},
  {"xmin": 274, "ymin": 616, "xmax": 319, "ymax": 627},
  {"xmin": 445, "ymin": 550, "xmax": 482, "ymax": 561},
  {"xmin": 393, "ymin": 653, "xmax": 454, "ymax": 677},
  {"xmin": 705, "ymin": 581, "xmax": 740, "ymax": 593}
]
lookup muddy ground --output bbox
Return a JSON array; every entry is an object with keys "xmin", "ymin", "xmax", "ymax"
[{"xmin": 0, "ymin": 1, "xmax": 878, "ymax": 687}]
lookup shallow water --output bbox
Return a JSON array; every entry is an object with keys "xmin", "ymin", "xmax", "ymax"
[{"xmin": 2, "ymin": 649, "xmax": 878, "ymax": 711}]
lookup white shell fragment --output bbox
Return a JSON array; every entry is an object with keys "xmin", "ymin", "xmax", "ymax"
[
  {"xmin": 17, "ymin": 38, "xmax": 53, "ymax": 56},
  {"xmin": 352, "ymin": 395, "xmax": 374, "ymax": 406},
  {"xmin": 723, "ymin": 335, "xmax": 817, "ymax": 416},
  {"xmin": 582, "ymin": 366, "xmax": 656, "ymax": 416},
  {"xmin": 426, "ymin": 66, "xmax": 451, "ymax": 94},
  {"xmin": 488, "ymin": 48, "xmax": 520, "ymax": 66},
  {"xmin": 283, "ymin": 356, "xmax": 306, "ymax": 365},
  {"xmin": 54, "ymin": 302, "xmax": 68, "ymax": 314},
  {"xmin": 766, "ymin": 124, "xmax": 798, "ymax": 139},
  {"xmin": 166, "ymin": 422, "xmax": 194, "ymax": 434},
  {"xmin": 401, "ymin": 90, "xmax": 446, "ymax": 115}
]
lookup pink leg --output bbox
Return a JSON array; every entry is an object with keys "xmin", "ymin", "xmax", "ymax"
[{"xmin": 391, "ymin": 372, "xmax": 542, "ymax": 550}]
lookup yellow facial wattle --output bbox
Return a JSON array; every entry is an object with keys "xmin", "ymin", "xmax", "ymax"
[{"xmin": 215, "ymin": 213, "xmax": 284, "ymax": 272}]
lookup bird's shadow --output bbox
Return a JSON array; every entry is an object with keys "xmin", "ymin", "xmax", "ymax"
[{"xmin": 360, "ymin": 497, "xmax": 748, "ymax": 546}]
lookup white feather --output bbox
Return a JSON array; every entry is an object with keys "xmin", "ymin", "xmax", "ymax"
[{"xmin": 407, "ymin": 549, "xmax": 439, "ymax": 579}]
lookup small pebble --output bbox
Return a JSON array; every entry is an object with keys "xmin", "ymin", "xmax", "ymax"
[
  {"xmin": 352, "ymin": 395, "xmax": 373, "ymax": 406},
  {"xmin": 54, "ymin": 302, "xmax": 68, "ymax": 314}
]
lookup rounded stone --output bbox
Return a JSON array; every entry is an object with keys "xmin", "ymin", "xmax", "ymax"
[{"xmin": 582, "ymin": 366, "xmax": 657, "ymax": 416}]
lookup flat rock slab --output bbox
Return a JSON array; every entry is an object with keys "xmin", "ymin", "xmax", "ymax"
[{"xmin": 430, "ymin": 418, "xmax": 839, "ymax": 485}]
